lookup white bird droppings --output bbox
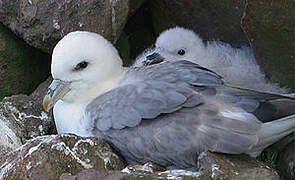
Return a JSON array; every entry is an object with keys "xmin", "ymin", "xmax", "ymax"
[{"xmin": 53, "ymin": 19, "xmax": 60, "ymax": 30}]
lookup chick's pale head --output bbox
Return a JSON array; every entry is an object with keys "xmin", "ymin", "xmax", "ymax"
[{"xmin": 155, "ymin": 27, "xmax": 206, "ymax": 62}]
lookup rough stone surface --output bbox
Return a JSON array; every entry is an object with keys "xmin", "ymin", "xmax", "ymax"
[
  {"xmin": 61, "ymin": 163, "xmax": 200, "ymax": 180},
  {"xmin": 60, "ymin": 169, "xmax": 125, "ymax": 180},
  {"xmin": 0, "ymin": 0, "xmax": 131, "ymax": 53},
  {"xmin": 277, "ymin": 140, "xmax": 295, "ymax": 180},
  {"xmin": 0, "ymin": 134, "xmax": 125, "ymax": 180},
  {"xmin": 0, "ymin": 23, "xmax": 50, "ymax": 99},
  {"xmin": 123, "ymin": 2, "xmax": 155, "ymax": 65},
  {"xmin": 60, "ymin": 153, "xmax": 281, "ymax": 180},
  {"xmin": 0, "ymin": 77, "xmax": 55, "ymax": 160},
  {"xmin": 149, "ymin": 0, "xmax": 248, "ymax": 47},
  {"xmin": 198, "ymin": 152, "xmax": 280, "ymax": 180},
  {"xmin": 30, "ymin": 76, "xmax": 53, "ymax": 105},
  {"xmin": 241, "ymin": 0, "xmax": 295, "ymax": 91}
]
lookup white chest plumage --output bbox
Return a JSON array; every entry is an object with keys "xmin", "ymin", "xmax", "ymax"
[{"xmin": 53, "ymin": 100, "xmax": 93, "ymax": 137}]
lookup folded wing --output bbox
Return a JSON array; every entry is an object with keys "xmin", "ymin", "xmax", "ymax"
[{"xmin": 85, "ymin": 60, "xmax": 295, "ymax": 167}]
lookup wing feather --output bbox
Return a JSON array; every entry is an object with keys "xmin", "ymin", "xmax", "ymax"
[{"xmin": 86, "ymin": 80, "xmax": 202, "ymax": 131}]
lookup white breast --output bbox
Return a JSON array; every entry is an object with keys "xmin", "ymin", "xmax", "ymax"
[{"xmin": 53, "ymin": 100, "xmax": 94, "ymax": 137}]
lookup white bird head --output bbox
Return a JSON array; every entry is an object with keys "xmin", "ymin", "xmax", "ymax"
[
  {"xmin": 134, "ymin": 27, "xmax": 207, "ymax": 67},
  {"xmin": 43, "ymin": 31, "xmax": 124, "ymax": 111}
]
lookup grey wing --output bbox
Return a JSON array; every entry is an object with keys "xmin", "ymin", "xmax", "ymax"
[
  {"xmin": 87, "ymin": 60, "xmax": 224, "ymax": 132},
  {"xmin": 86, "ymin": 82, "xmax": 264, "ymax": 168},
  {"xmin": 210, "ymin": 85, "xmax": 295, "ymax": 123},
  {"xmin": 94, "ymin": 83, "xmax": 295, "ymax": 167},
  {"xmin": 133, "ymin": 60, "xmax": 224, "ymax": 86},
  {"xmin": 100, "ymin": 101, "xmax": 262, "ymax": 168},
  {"xmin": 86, "ymin": 80, "xmax": 202, "ymax": 131},
  {"xmin": 146, "ymin": 60, "xmax": 295, "ymax": 121}
]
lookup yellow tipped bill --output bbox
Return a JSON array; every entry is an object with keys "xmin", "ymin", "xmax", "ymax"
[{"xmin": 43, "ymin": 79, "xmax": 71, "ymax": 112}]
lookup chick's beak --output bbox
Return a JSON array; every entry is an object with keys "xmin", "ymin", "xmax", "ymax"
[
  {"xmin": 43, "ymin": 79, "xmax": 71, "ymax": 112},
  {"xmin": 143, "ymin": 53, "xmax": 165, "ymax": 66}
]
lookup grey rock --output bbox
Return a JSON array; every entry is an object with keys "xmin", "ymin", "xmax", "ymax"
[
  {"xmin": 60, "ymin": 169, "xmax": 125, "ymax": 180},
  {"xmin": 149, "ymin": 0, "xmax": 248, "ymax": 48},
  {"xmin": 64, "ymin": 153, "xmax": 280, "ymax": 180},
  {"xmin": 0, "ymin": 134, "xmax": 125, "ymax": 180},
  {"xmin": 0, "ymin": 135, "xmax": 279, "ymax": 180},
  {"xmin": 122, "ymin": 2, "xmax": 155, "ymax": 65},
  {"xmin": 0, "ymin": 0, "xmax": 143, "ymax": 53},
  {"xmin": 0, "ymin": 77, "xmax": 55, "ymax": 160},
  {"xmin": 61, "ymin": 163, "xmax": 200, "ymax": 180},
  {"xmin": 31, "ymin": 76, "xmax": 53, "ymax": 103},
  {"xmin": 198, "ymin": 152, "xmax": 280, "ymax": 180},
  {"xmin": 241, "ymin": 0, "xmax": 295, "ymax": 91},
  {"xmin": 277, "ymin": 140, "xmax": 295, "ymax": 180},
  {"xmin": 0, "ymin": 23, "xmax": 50, "ymax": 99}
]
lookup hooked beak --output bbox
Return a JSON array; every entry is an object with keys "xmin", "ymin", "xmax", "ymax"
[
  {"xmin": 43, "ymin": 79, "xmax": 71, "ymax": 112},
  {"xmin": 143, "ymin": 53, "xmax": 165, "ymax": 66}
]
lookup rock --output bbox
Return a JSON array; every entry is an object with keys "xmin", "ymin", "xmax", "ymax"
[
  {"xmin": 64, "ymin": 153, "xmax": 280, "ymax": 180},
  {"xmin": 30, "ymin": 76, "xmax": 53, "ymax": 104},
  {"xmin": 0, "ymin": 132, "xmax": 280, "ymax": 180},
  {"xmin": 276, "ymin": 140, "xmax": 295, "ymax": 179},
  {"xmin": 122, "ymin": 163, "xmax": 201, "ymax": 179},
  {"xmin": 198, "ymin": 152, "xmax": 280, "ymax": 179},
  {"xmin": 122, "ymin": 2, "xmax": 155, "ymax": 65},
  {"xmin": 0, "ymin": 134, "xmax": 125, "ymax": 180},
  {"xmin": 115, "ymin": 32, "xmax": 132, "ymax": 66},
  {"xmin": 149, "ymin": 0, "xmax": 249, "ymax": 47},
  {"xmin": 0, "ymin": 23, "xmax": 50, "ymax": 99},
  {"xmin": 62, "ymin": 163, "xmax": 200, "ymax": 180},
  {"xmin": 60, "ymin": 169, "xmax": 125, "ymax": 180},
  {"xmin": 241, "ymin": 0, "xmax": 295, "ymax": 91},
  {"xmin": 0, "ymin": 0, "xmax": 145, "ymax": 53},
  {"xmin": 0, "ymin": 77, "xmax": 55, "ymax": 160},
  {"xmin": 257, "ymin": 134, "xmax": 295, "ymax": 168}
]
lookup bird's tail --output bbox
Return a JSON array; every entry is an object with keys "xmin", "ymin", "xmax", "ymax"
[{"xmin": 247, "ymin": 114, "xmax": 295, "ymax": 157}]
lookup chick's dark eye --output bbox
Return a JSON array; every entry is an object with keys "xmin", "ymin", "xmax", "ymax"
[
  {"xmin": 74, "ymin": 61, "xmax": 88, "ymax": 71},
  {"xmin": 178, "ymin": 49, "xmax": 185, "ymax": 56}
]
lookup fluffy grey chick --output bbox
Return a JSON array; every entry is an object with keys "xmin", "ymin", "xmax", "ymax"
[{"xmin": 133, "ymin": 27, "xmax": 288, "ymax": 94}]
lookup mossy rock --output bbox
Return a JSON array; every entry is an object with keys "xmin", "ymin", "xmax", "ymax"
[
  {"xmin": 0, "ymin": 23, "xmax": 50, "ymax": 99},
  {"xmin": 242, "ymin": 0, "xmax": 295, "ymax": 91}
]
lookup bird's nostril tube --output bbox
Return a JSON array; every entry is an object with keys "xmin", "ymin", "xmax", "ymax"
[
  {"xmin": 146, "ymin": 53, "xmax": 160, "ymax": 60},
  {"xmin": 144, "ymin": 53, "xmax": 164, "ymax": 66}
]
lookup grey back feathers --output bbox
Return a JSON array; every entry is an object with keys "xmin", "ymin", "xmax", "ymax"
[
  {"xmin": 85, "ymin": 60, "xmax": 295, "ymax": 168},
  {"xmin": 86, "ymin": 60, "xmax": 222, "ymax": 131}
]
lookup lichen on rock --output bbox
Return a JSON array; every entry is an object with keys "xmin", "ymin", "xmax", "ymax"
[
  {"xmin": 0, "ymin": 134, "xmax": 125, "ymax": 180},
  {"xmin": 0, "ymin": 77, "xmax": 55, "ymax": 161}
]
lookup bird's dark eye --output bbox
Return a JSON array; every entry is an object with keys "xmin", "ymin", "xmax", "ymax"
[
  {"xmin": 74, "ymin": 61, "xmax": 88, "ymax": 71},
  {"xmin": 178, "ymin": 49, "xmax": 185, "ymax": 56}
]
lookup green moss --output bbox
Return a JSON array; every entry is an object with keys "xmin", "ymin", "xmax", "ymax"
[{"xmin": 0, "ymin": 23, "xmax": 50, "ymax": 99}]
